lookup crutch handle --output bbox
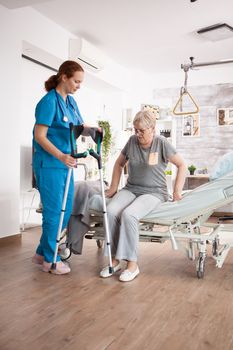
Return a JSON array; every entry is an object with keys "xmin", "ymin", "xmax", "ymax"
[
  {"xmin": 88, "ymin": 149, "xmax": 100, "ymax": 161},
  {"xmin": 89, "ymin": 148, "xmax": 102, "ymax": 169},
  {"xmin": 73, "ymin": 151, "xmax": 88, "ymax": 159}
]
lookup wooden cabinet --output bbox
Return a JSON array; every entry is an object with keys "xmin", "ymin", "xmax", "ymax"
[{"xmin": 183, "ymin": 175, "xmax": 209, "ymax": 190}]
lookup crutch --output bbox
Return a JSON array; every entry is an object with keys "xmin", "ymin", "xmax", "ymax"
[
  {"xmin": 89, "ymin": 131, "xmax": 113, "ymax": 274},
  {"xmin": 51, "ymin": 123, "xmax": 87, "ymax": 271}
]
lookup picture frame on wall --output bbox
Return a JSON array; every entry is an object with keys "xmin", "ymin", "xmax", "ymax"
[
  {"xmin": 141, "ymin": 104, "xmax": 160, "ymax": 119},
  {"xmin": 182, "ymin": 113, "xmax": 200, "ymax": 137},
  {"xmin": 217, "ymin": 108, "xmax": 233, "ymax": 126}
]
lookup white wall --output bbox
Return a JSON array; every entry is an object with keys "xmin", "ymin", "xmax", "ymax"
[
  {"xmin": 0, "ymin": 5, "xmax": 152, "ymax": 237},
  {"xmin": 0, "ymin": 6, "xmax": 95, "ymax": 236},
  {"xmin": 0, "ymin": 6, "xmax": 21, "ymax": 237},
  {"xmin": 20, "ymin": 58, "xmax": 52, "ymax": 190},
  {"xmin": 0, "ymin": 5, "xmax": 79, "ymax": 237}
]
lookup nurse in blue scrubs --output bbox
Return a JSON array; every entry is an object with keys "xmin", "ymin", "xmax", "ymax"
[{"xmin": 32, "ymin": 60, "xmax": 89, "ymax": 274}]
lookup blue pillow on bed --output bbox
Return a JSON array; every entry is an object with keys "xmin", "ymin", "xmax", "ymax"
[{"xmin": 210, "ymin": 151, "xmax": 233, "ymax": 180}]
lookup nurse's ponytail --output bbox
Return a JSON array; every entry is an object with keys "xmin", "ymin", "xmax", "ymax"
[
  {"xmin": 45, "ymin": 75, "xmax": 58, "ymax": 91},
  {"xmin": 44, "ymin": 60, "xmax": 84, "ymax": 92}
]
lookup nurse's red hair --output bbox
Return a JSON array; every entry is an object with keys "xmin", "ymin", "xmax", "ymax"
[{"xmin": 45, "ymin": 60, "xmax": 84, "ymax": 91}]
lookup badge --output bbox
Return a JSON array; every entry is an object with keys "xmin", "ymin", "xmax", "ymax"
[
  {"xmin": 148, "ymin": 152, "xmax": 158, "ymax": 165},
  {"xmin": 63, "ymin": 116, "xmax": 68, "ymax": 122}
]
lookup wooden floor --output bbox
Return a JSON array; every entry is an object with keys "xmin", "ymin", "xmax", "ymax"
[{"xmin": 1, "ymin": 226, "xmax": 233, "ymax": 350}]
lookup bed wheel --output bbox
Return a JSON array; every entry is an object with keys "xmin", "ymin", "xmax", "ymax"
[
  {"xmin": 59, "ymin": 243, "xmax": 72, "ymax": 261},
  {"xmin": 96, "ymin": 239, "xmax": 103, "ymax": 248},
  {"xmin": 196, "ymin": 253, "xmax": 205, "ymax": 279}
]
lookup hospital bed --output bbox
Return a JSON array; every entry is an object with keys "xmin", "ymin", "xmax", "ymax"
[{"xmin": 60, "ymin": 173, "xmax": 233, "ymax": 279}]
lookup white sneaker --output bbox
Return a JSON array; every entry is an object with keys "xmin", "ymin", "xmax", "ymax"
[
  {"xmin": 100, "ymin": 263, "xmax": 121, "ymax": 278},
  {"xmin": 119, "ymin": 267, "xmax": 140, "ymax": 282}
]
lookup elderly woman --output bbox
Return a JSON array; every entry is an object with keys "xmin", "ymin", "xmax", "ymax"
[{"xmin": 100, "ymin": 110, "xmax": 186, "ymax": 282}]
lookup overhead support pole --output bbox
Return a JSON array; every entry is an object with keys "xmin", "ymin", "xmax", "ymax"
[
  {"xmin": 174, "ymin": 56, "xmax": 233, "ymax": 117},
  {"xmin": 181, "ymin": 57, "xmax": 233, "ymax": 71}
]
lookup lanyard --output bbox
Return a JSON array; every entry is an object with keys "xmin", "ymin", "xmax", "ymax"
[{"xmin": 55, "ymin": 90, "xmax": 78, "ymax": 123}]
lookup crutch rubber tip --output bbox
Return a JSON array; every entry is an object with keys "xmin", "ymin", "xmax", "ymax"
[
  {"xmin": 109, "ymin": 266, "xmax": 113, "ymax": 274},
  {"xmin": 51, "ymin": 263, "xmax": 56, "ymax": 270}
]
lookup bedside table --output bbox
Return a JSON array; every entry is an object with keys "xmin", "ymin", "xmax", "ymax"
[{"xmin": 183, "ymin": 175, "xmax": 209, "ymax": 190}]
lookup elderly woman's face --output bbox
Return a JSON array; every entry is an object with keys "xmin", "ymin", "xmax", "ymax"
[{"xmin": 134, "ymin": 121, "xmax": 154, "ymax": 146}]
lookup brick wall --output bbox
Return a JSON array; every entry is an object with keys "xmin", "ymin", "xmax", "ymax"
[{"xmin": 154, "ymin": 83, "xmax": 233, "ymax": 174}]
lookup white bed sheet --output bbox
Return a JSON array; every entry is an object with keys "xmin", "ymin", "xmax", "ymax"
[{"xmin": 89, "ymin": 174, "xmax": 233, "ymax": 225}]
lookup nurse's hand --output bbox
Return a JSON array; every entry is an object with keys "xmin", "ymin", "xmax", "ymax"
[{"xmin": 60, "ymin": 154, "xmax": 77, "ymax": 168}]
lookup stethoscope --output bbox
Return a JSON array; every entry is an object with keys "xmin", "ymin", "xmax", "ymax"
[{"xmin": 55, "ymin": 90, "xmax": 78, "ymax": 123}]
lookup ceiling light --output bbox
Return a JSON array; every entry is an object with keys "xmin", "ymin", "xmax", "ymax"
[{"xmin": 197, "ymin": 23, "xmax": 233, "ymax": 41}]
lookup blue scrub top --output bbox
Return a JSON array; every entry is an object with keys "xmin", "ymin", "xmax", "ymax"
[{"xmin": 33, "ymin": 89, "xmax": 84, "ymax": 169}]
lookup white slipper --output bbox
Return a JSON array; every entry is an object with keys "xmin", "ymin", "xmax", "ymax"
[
  {"xmin": 42, "ymin": 261, "xmax": 71, "ymax": 275},
  {"xmin": 119, "ymin": 267, "xmax": 140, "ymax": 282},
  {"xmin": 100, "ymin": 263, "xmax": 121, "ymax": 278}
]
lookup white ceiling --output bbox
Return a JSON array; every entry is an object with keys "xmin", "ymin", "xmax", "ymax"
[
  {"xmin": 0, "ymin": 0, "xmax": 51, "ymax": 9},
  {"xmin": 2, "ymin": 0, "xmax": 233, "ymax": 75}
]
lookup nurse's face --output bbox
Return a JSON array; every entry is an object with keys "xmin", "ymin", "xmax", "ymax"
[{"xmin": 63, "ymin": 71, "xmax": 84, "ymax": 94}]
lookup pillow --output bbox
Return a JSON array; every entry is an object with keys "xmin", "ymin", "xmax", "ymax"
[{"xmin": 210, "ymin": 151, "xmax": 233, "ymax": 180}]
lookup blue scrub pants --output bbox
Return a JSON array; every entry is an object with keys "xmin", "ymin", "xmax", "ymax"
[{"xmin": 33, "ymin": 167, "xmax": 74, "ymax": 263}]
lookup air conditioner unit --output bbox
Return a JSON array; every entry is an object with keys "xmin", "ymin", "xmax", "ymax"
[{"xmin": 69, "ymin": 38, "xmax": 103, "ymax": 73}]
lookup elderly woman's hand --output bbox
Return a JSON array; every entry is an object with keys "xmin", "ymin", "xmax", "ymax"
[
  {"xmin": 105, "ymin": 187, "xmax": 117, "ymax": 198},
  {"xmin": 173, "ymin": 191, "xmax": 182, "ymax": 201}
]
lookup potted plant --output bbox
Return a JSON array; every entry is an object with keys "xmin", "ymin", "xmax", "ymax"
[
  {"xmin": 188, "ymin": 164, "xmax": 196, "ymax": 175},
  {"xmin": 98, "ymin": 120, "xmax": 112, "ymax": 178}
]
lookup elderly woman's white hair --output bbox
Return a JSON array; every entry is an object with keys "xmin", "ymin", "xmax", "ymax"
[{"xmin": 133, "ymin": 110, "xmax": 157, "ymax": 129}]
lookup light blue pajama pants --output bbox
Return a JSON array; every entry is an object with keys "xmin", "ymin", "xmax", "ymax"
[
  {"xmin": 106, "ymin": 189, "xmax": 162, "ymax": 261},
  {"xmin": 34, "ymin": 167, "xmax": 74, "ymax": 263}
]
